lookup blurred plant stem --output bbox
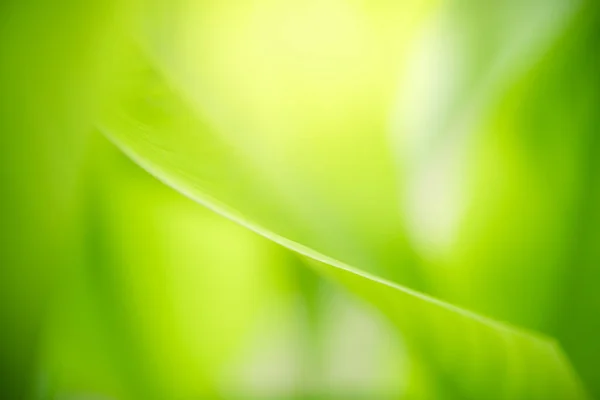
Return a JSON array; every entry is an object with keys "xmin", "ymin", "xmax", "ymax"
[
  {"xmin": 292, "ymin": 254, "xmax": 325, "ymax": 399},
  {"xmin": 550, "ymin": 2, "xmax": 600, "ymax": 395}
]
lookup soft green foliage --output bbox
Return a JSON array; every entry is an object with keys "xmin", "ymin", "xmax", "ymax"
[
  {"xmin": 1, "ymin": 0, "xmax": 599, "ymax": 399},
  {"xmin": 100, "ymin": 46, "xmax": 586, "ymax": 399}
]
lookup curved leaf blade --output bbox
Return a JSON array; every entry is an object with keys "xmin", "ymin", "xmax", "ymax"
[{"xmin": 98, "ymin": 53, "xmax": 588, "ymax": 400}]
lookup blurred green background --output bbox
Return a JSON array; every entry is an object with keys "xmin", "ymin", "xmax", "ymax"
[{"xmin": 1, "ymin": 0, "xmax": 599, "ymax": 399}]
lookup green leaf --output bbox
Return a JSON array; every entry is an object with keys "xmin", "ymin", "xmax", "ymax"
[
  {"xmin": 96, "ymin": 1, "xmax": 599, "ymax": 397},
  {"xmin": 98, "ymin": 50, "xmax": 588, "ymax": 399}
]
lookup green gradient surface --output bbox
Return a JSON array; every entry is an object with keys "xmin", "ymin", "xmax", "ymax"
[{"xmin": 1, "ymin": 1, "xmax": 598, "ymax": 399}]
